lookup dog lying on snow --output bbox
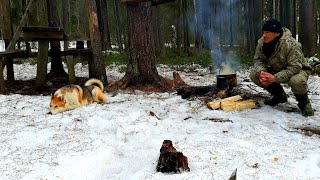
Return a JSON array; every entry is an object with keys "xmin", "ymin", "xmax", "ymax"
[{"xmin": 49, "ymin": 79, "xmax": 107, "ymax": 114}]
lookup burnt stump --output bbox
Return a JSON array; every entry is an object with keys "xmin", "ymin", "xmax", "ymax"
[{"xmin": 156, "ymin": 140, "xmax": 190, "ymax": 173}]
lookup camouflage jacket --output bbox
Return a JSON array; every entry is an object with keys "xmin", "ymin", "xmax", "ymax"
[{"xmin": 253, "ymin": 28, "xmax": 313, "ymax": 83}]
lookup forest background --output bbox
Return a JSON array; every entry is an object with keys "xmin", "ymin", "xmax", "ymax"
[{"xmin": 1, "ymin": 0, "xmax": 320, "ymax": 91}]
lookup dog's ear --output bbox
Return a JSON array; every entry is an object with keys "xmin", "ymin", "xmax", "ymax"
[
  {"xmin": 59, "ymin": 96, "xmax": 66, "ymax": 103},
  {"xmin": 51, "ymin": 93, "xmax": 54, "ymax": 100}
]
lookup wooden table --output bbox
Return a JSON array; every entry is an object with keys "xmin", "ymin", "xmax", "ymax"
[{"xmin": 21, "ymin": 26, "xmax": 66, "ymax": 88}]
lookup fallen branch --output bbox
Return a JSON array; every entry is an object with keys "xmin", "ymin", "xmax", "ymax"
[{"xmin": 203, "ymin": 117, "xmax": 233, "ymax": 123}]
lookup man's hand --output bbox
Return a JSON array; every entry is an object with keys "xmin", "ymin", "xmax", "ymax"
[{"xmin": 259, "ymin": 71, "xmax": 276, "ymax": 86}]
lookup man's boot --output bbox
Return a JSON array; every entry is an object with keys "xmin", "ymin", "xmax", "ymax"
[
  {"xmin": 264, "ymin": 82, "xmax": 287, "ymax": 106},
  {"xmin": 294, "ymin": 94, "xmax": 314, "ymax": 116}
]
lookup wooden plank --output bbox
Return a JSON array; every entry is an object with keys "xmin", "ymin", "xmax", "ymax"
[
  {"xmin": 0, "ymin": 49, "xmax": 91, "ymax": 58},
  {"xmin": 22, "ymin": 27, "xmax": 66, "ymax": 41},
  {"xmin": 0, "ymin": 50, "xmax": 23, "ymax": 57},
  {"xmin": 207, "ymin": 95, "xmax": 242, "ymax": 110},
  {"xmin": 220, "ymin": 100, "xmax": 256, "ymax": 112}
]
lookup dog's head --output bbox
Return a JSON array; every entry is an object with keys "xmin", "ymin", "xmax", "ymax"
[{"xmin": 50, "ymin": 94, "xmax": 67, "ymax": 114}]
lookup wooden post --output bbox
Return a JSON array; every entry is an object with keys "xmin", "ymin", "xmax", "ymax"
[
  {"xmin": 36, "ymin": 40, "xmax": 49, "ymax": 88},
  {"xmin": 67, "ymin": 56, "xmax": 76, "ymax": 84},
  {"xmin": 0, "ymin": 61, "xmax": 5, "ymax": 92}
]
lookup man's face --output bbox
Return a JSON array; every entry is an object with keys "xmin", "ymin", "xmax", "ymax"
[{"xmin": 262, "ymin": 31, "xmax": 280, "ymax": 43}]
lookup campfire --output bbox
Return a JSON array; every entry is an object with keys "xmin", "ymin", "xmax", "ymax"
[{"xmin": 175, "ymin": 62, "xmax": 257, "ymax": 112}]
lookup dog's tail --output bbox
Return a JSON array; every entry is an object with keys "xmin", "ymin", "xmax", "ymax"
[{"xmin": 85, "ymin": 78, "xmax": 104, "ymax": 90}]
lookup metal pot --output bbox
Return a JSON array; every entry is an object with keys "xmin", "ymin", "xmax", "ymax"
[{"xmin": 216, "ymin": 73, "xmax": 237, "ymax": 90}]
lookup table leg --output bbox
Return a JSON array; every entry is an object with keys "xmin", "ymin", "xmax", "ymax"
[{"xmin": 36, "ymin": 40, "xmax": 49, "ymax": 88}]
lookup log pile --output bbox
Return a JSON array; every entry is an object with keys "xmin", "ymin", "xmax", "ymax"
[
  {"xmin": 207, "ymin": 95, "xmax": 256, "ymax": 112},
  {"xmin": 156, "ymin": 140, "xmax": 190, "ymax": 173}
]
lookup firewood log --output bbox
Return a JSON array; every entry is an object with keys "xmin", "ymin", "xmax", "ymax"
[
  {"xmin": 220, "ymin": 100, "xmax": 256, "ymax": 112},
  {"xmin": 207, "ymin": 95, "xmax": 242, "ymax": 110}
]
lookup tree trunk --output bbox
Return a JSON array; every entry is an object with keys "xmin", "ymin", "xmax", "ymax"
[
  {"xmin": 182, "ymin": 0, "xmax": 190, "ymax": 51},
  {"xmin": 152, "ymin": 6, "xmax": 162, "ymax": 56},
  {"xmin": 86, "ymin": 0, "xmax": 108, "ymax": 84},
  {"xmin": 299, "ymin": 0, "xmax": 316, "ymax": 56},
  {"xmin": 96, "ymin": 0, "xmax": 112, "ymax": 51},
  {"xmin": 111, "ymin": 1, "xmax": 171, "ymax": 91},
  {"xmin": 0, "ymin": 0, "xmax": 14, "ymax": 82},
  {"xmin": 201, "ymin": 0, "xmax": 210, "ymax": 49},
  {"xmin": 175, "ymin": 0, "xmax": 182, "ymax": 52},
  {"xmin": 267, "ymin": 0, "xmax": 274, "ymax": 19},
  {"xmin": 246, "ymin": 0, "xmax": 255, "ymax": 53},
  {"xmin": 280, "ymin": 0, "xmax": 292, "ymax": 30},
  {"xmin": 292, "ymin": 0, "xmax": 297, "ymax": 38},
  {"xmin": 114, "ymin": 0, "xmax": 124, "ymax": 52},
  {"xmin": 253, "ymin": 0, "xmax": 262, "ymax": 47},
  {"xmin": 47, "ymin": 0, "xmax": 68, "ymax": 78},
  {"xmin": 194, "ymin": 0, "xmax": 202, "ymax": 48}
]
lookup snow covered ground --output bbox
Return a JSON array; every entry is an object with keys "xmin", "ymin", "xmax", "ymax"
[{"xmin": 0, "ymin": 63, "xmax": 319, "ymax": 180}]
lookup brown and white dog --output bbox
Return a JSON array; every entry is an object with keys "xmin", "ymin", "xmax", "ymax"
[{"xmin": 49, "ymin": 79, "xmax": 107, "ymax": 114}]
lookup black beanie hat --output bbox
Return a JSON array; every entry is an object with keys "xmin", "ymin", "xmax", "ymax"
[{"xmin": 262, "ymin": 19, "xmax": 283, "ymax": 33}]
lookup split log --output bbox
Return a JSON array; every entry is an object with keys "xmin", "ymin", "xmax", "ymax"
[
  {"xmin": 207, "ymin": 95, "xmax": 242, "ymax": 110},
  {"xmin": 220, "ymin": 100, "xmax": 256, "ymax": 112}
]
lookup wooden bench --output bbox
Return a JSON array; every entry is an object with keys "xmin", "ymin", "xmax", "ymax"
[{"xmin": 0, "ymin": 27, "xmax": 93, "ymax": 92}]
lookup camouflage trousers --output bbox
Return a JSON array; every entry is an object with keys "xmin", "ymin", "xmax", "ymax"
[{"xmin": 250, "ymin": 69, "xmax": 310, "ymax": 95}]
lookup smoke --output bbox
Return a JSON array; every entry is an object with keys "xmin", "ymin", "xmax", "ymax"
[
  {"xmin": 220, "ymin": 61, "xmax": 235, "ymax": 75},
  {"xmin": 195, "ymin": 0, "xmax": 241, "ymax": 73}
]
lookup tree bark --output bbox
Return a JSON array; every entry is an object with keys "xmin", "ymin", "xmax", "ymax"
[
  {"xmin": 126, "ymin": 2, "xmax": 159, "ymax": 85},
  {"xmin": 86, "ymin": 0, "xmax": 108, "ymax": 83},
  {"xmin": 111, "ymin": 1, "xmax": 172, "ymax": 91}
]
